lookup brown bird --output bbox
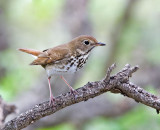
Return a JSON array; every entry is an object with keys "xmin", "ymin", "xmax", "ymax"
[{"xmin": 19, "ymin": 35, "xmax": 105, "ymax": 105}]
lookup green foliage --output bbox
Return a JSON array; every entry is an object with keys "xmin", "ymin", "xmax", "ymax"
[
  {"xmin": 0, "ymin": 50, "xmax": 35, "ymax": 100},
  {"xmin": 38, "ymin": 123, "xmax": 75, "ymax": 130},
  {"xmin": 7, "ymin": 0, "xmax": 64, "ymax": 28},
  {"xmin": 84, "ymin": 106, "xmax": 160, "ymax": 130},
  {"xmin": 84, "ymin": 117, "xmax": 120, "ymax": 130}
]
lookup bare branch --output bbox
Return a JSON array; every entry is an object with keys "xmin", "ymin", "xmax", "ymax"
[
  {"xmin": 1, "ymin": 64, "xmax": 160, "ymax": 130},
  {"xmin": 0, "ymin": 96, "xmax": 16, "ymax": 127},
  {"xmin": 104, "ymin": 63, "xmax": 116, "ymax": 81}
]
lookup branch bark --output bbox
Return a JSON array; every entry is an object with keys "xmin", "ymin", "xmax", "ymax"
[{"xmin": 1, "ymin": 64, "xmax": 160, "ymax": 130}]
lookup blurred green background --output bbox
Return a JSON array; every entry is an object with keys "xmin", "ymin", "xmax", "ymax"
[{"xmin": 0, "ymin": 0, "xmax": 160, "ymax": 130}]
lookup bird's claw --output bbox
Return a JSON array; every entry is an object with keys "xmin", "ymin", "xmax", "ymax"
[
  {"xmin": 49, "ymin": 95, "xmax": 55, "ymax": 107},
  {"xmin": 70, "ymin": 89, "xmax": 78, "ymax": 100}
]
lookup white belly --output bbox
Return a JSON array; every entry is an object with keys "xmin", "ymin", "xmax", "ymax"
[
  {"xmin": 46, "ymin": 63, "xmax": 77, "ymax": 76},
  {"xmin": 45, "ymin": 54, "xmax": 89, "ymax": 77}
]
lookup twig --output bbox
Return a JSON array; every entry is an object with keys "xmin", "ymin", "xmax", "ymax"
[
  {"xmin": 1, "ymin": 64, "xmax": 160, "ymax": 130},
  {"xmin": 0, "ymin": 96, "xmax": 16, "ymax": 127}
]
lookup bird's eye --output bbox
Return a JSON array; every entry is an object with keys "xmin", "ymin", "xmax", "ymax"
[{"xmin": 83, "ymin": 40, "xmax": 90, "ymax": 45}]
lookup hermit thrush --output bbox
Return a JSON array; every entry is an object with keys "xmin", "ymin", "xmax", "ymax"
[{"xmin": 19, "ymin": 35, "xmax": 105, "ymax": 105}]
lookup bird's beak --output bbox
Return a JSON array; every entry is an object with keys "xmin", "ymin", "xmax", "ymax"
[{"xmin": 96, "ymin": 42, "xmax": 106, "ymax": 46}]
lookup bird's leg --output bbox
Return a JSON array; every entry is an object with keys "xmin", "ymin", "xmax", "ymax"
[
  {"xmin": 60, "ymin": 76, "xmax": 78, "ymax": 95},
  {"xmin": 48, "ymin": 77, "xmax": 55, "ymax": 106}
]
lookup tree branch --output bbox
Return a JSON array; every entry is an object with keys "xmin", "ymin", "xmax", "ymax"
[
  {"xmin": 1, "ymin": 64, "xmax": 160, "ymax": 130},
  {"xmin": 0, "ymin": 96, "xmax": 16, "ymax": 127}
]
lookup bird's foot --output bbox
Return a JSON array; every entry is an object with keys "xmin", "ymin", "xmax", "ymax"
[
  {"xmin": 60, "ymin": 76, "xmax": 78, "ymax": 99},
  {"xmin": 70, "ymin": 88, "xmax": 78, "ymax": 100},
  {"xmin": 49, "ymin": 95, "xmax": 55, "ymax": 107}
]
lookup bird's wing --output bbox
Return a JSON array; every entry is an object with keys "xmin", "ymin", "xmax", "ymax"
[{"xmin": 30, "ymin": 44, "xmax": 71, "ymax": 65}]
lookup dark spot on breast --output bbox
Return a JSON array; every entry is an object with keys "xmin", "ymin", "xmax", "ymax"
[
  {"xmin": 75, "ymin": 54, "xmax": 81, "ymax": 59},
  {"xmin": 75, "ymin": 53, "xmax": 90, "ymax": 71},
  {"xmin": 70, "ymin": 62, "xmax": 74, "ymax": 67},
  {"xmin": 77, "ymin": 58, "xmax": 84, "ymax": 69},
  {"xmin": 68, "ymin": 58, "xmax": 74, "ymax": 62}
]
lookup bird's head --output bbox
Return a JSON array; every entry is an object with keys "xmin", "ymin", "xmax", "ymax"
[{"xmin": 70, "ymin": 35, "xmax": 105, "ymax": 54}]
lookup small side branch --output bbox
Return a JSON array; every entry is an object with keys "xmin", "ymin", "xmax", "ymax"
[
  {"xmin": 1, "ymin": 64, "xmax": 160, "ymax": 130},
  {"xmin": 0, "ymin": 96, "xmax": 16, "ymax": 127}
]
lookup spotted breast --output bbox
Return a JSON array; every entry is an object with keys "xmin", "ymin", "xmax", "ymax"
[{"xmin": 45, "ymin": 52, "xmax": 90, "ymax": 77}]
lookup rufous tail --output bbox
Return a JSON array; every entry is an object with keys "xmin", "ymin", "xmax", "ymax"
[{"xmin": 18, "ymin": 48, "xmax": 42, "ymax": 56}]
